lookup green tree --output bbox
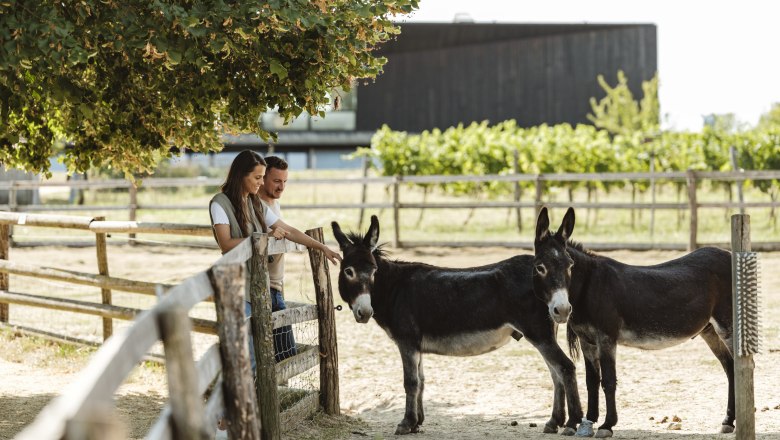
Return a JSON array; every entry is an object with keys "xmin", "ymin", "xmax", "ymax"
[
  {"xmin": 587, "ymin": 70, "xmax": 660, "ymax": 136},
  {"xmin": 0, "ymin": 0, "xmax": 418, "ymax": 177},
  {"xmin": 757, "ymin": 102, "xmax": 780, "ymax": 130}
]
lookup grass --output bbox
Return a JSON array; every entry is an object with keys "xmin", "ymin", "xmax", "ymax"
[
  {"xmin": 0, "ymin": 326, "xmax": 95, "ymax": 368},
  {"xmin": 283, "ymin": 412, "xmax": 370, "ymax": 440}
]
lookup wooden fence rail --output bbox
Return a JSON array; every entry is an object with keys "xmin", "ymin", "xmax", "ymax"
[
  {"xmin": 3, "ymin": 212, "xmax": 340, "ymax": 439},
  {"xmin": 3, "ymin": 170, "xmax": 780, "ymax": 250}
]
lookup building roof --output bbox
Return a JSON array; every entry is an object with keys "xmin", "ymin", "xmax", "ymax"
[{"xmin": 376, "ymin": 22, "xmax": 655, "ymax": 55}]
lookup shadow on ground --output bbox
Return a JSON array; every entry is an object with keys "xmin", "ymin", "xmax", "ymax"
[{"xmin": 0, "ymin": 391, "xmax": 166, "ymax": 440}]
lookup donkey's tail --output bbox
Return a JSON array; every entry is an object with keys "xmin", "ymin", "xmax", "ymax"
[{"xmin": 567, "ymin": 324, "xmax": 581, "ymax": 360}]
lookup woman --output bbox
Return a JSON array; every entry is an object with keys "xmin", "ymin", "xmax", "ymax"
[
  {"xmin": 209, "ymin": 150, "xmax": 341, "ymax": 367},
  {"xmin": 210, "ymin": 149, "xmax": 341, "ymax": 261}
]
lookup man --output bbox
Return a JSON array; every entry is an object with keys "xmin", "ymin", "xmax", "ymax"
[{"xmin": 259, "ymin": 156, "xmax": 342, "ymax": 361}]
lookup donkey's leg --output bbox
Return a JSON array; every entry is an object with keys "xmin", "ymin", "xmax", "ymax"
[
  {"xmin": 700, "ymin": 323, "xmax": 736, "ymax": 432},
  {"xmin": 595, "ymin": 341, "xmax": 617, "ymax": 438},
  {"xmin": 417, "ymin": 355, "xmax": 425, "ymax": 428},
  {"xmin": 396, "ymin": 344, "xmax": 422, "ymax": 435},
  {"xmin": 541, "ymin": 357, "xmax": 566, "ymax": 434},
  {"xmin": 578, "ymin": 340, "xmax": 601, "ymax": 437},
  {"xmin": 529, "ymin": 338, "xmax": 582, "ymax": 435}
]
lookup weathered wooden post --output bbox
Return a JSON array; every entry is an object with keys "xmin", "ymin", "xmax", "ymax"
[
  {"xmin": 392, "ymin": 175, "xmax": 401, "ymax": 248},
  {"xmin": 513, "ymin": 150, "xmax": 523, "ymax": 233},
  {"xmin": 93, "ymin": 216, "xmax": 112, "ymax": 340},
  {"xmin": 0, "ymin": 222, "xmax": 8, "ymax": 323},
  {"xmin": 686, "ymin": 169, "xmax": 698, "ymax": 251},
  {"xmin": 305, "ymin": 227, "xmax": 340, "ymax": 415},
  {"xmin": 249, "ymin": 233, "xmax": 281, "ymax": 440},
  {"xmin": 730, "ymin": 146, "xmax": 746, "ymax": 215},
  {"xmin": 208, "ymin": 263, "xmax": 261, "ymax": 440},
  {"xmin": 731, "ymin": 214, "xmax": 758, "ymax": 440},
  {"xmin": 157, "ymin": 304, "xmax": 209, "ymax": 440}
]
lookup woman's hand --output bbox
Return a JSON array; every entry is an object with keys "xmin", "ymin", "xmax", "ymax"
[{"xmin": 270, "ymin": 225, "xmax": 289, "ymax": 240}]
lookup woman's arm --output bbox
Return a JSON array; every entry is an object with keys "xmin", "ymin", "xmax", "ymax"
[
  {"xmin": 213, "ymin": 223, "xmax": 245, "ymax": 254},
  {"xmin": 215, "ymin": 224, "xmax": 289, "ymax": 254},
  {"xmin": 273, "ymin": 219, "xmax": 342, "ymax": 265}
]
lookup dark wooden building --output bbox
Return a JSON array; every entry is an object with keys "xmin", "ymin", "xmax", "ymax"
[
  {"xmin": 358, "ymin": 22, "xmax": 657, "ymax": 132},
  {"xmin": 222, "ymin": 21, "xmax": 657, "ymax": 168}
]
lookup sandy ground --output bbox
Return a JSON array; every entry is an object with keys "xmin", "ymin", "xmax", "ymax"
[{"xmin": 1, "ymin": 245, "xmax": 780, "ymax": 439}]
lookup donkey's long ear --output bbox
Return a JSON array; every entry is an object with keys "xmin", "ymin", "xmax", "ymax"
[
  {"xmin": 331, "ymin": 221, "xmax": 351, "ymax": 249},
  {"xmin": 535, "ymin": 207, "xmax": 551, "ymax": 243},
  {"xmin": 364, "ymin": 215, "xmax": 380, "ymax": 250},
  {"xmin": 556, "ymin": 207, "xmax": 576, "ymax": 241}
]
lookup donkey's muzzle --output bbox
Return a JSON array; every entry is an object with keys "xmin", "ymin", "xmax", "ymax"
[
  {"xmin": 548, "ymin": 288, "xmax": 572, "ymax": 324},
  {"xmin": 351, "ymin": 293, "xmax": 374, "ymax": 324}
]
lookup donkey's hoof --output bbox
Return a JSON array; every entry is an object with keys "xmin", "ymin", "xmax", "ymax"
[
  {"xmin": 720, "ymin": 424, "xmax": 735, "ymax": 434},
  {"xmin": 575, "ymin": 419, "xmax": 594, "ymax": 437},
  {"xmin": 394, "ymin": 423, "xmax": 412, "ymax": 435},
  {"xmin": 543, "ymin": 421, "xmax": 558, "ymax": 433},
  {"xmin": 594, "ymin": 429, "xmax": 613, "ymax": 438},
  {"xmin": 561, "ymin": 427, "xmax": 576, "ymax": 436}
]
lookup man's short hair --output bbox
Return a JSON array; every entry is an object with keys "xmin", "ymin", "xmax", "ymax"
[{"xmin": 264, "ymin": 155, "xmax": 288, "ymax": 171}]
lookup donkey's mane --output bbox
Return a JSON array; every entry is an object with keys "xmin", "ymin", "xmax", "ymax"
[
  {"xmin": 345, "ymin": 231, "xmax": 391, "ymax": 259},
  {"xmin": 567, "ymin": 239, "xmax": 596, "ymax": 257}
]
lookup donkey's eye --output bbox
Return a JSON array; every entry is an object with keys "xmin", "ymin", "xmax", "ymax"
[
  {"xmin": 344, "ymin": 267, "xmax": 356, "ymax": 278},
  {"xmin": 535, "ymin": 264, "xmax": 547, "ymax": 276}
]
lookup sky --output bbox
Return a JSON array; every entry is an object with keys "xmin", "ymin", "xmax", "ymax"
[{"xmin": 399, "ymin": 0, "xmax": 780, "ymax": 131}]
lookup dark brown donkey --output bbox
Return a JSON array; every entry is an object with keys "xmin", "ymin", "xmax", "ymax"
[
  {"xmin": 332, "ymin": 215, "xmax": 583, "ymax": 435},
  {"xmin": 532, "ymin": 207, "xmax": 735, "ymax": 438}
]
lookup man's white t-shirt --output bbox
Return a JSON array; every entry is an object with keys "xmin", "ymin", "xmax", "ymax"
[{"xmin": 209, "ymin": 201, "xmax": 280, "ymax": 228}]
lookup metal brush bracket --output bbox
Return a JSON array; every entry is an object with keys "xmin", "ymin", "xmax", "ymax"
[{"xmin": 734, "ymin": 251, "xmax": 762, "ymax": 356}]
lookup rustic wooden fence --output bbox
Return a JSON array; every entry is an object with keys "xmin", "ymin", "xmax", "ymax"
[
  {"xmin": 3, "ymin": 212, "xmax": 339, "ymax": 440},
  {"xmin": 3, "ymin": 169, "xmax": 780, "ymax": 250}
]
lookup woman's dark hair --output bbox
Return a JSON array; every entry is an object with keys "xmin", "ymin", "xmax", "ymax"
[{"xmin": 221, "ymin": 149, "xmax": 268, "ymax": 236}]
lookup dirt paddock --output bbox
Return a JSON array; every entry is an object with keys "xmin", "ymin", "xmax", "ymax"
[{"xmin": 1, "ymin": 245, "xmax": 779, "ymax": 439}]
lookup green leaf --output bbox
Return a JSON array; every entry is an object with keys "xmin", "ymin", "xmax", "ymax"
[{"xmin": 269, "ymin": 59, "xmax": 288, "ymax": 80}]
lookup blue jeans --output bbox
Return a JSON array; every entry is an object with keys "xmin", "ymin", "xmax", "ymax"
[
  {"xmin": 244, "ymin": 288, "xmax": 297, "ymax": 369},
  {"xmin": 271, "ymin": 288, "xmax": 298, "ymax": 362}
]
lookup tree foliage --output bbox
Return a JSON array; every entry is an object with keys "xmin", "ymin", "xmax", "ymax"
[
  {"xmin": 0, "ymin": 0, "xmax": 418, "ymax": 177},
  {"xmin": 757, "ymin": 102, "xmax": 780, "ymax": 130}
]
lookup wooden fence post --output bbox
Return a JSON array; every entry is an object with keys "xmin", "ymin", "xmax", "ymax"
[
  {"xmin": 649, "ymin": 156, "xmax": 657, "ymax": 243},
  {"xmin": 305, "ymin": 227, "xmax": 340, "ymax": 415},
  {"xmin": 157, "ymin": 305, "xmax": 209, "ymax": 440},
  {"xmin": 0, "ymin": 223, "xmax": 9, "ymax": 323},
  {"xmin": 9, "ymin": 184, "xmax": 17, "ymax": 212},
  {"xmin": 731, "ymin": 215, "xmax": 756, "ymax": 440},
  {"xmin": 730, "ymin": 146, "xmax": 746, "ymax": 215},
  {"xmin": 513, "ymin": 150, "xmax": 523, "ymax": 233},
  {"xmin": 249, "ymin": 233, "xmax": 281, "ymax": 440},
  {"xmin": 128, "ymin": 183, "xmax": 138, "ymax": 243},
  {"xmin": 208, "ymin": 263, "xmax": 261, "ymax": 440},
  {"xmin": 392, "ymin": 176, "xmax": 400, "ymax": 248},
  {"xmin": 534, "ymin": 174, "xmax": 544, "ymax": 216},
  {"xmin": 686, "ymin": 169, "xmax": 698, "ymax": 251},
  {"xmin": 357, "ymin": 156, "xmax": 369, "ymax": 229},
  {"xmin": 94, "ymin": 216, "xmax": 112, "ymax": 340}
]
